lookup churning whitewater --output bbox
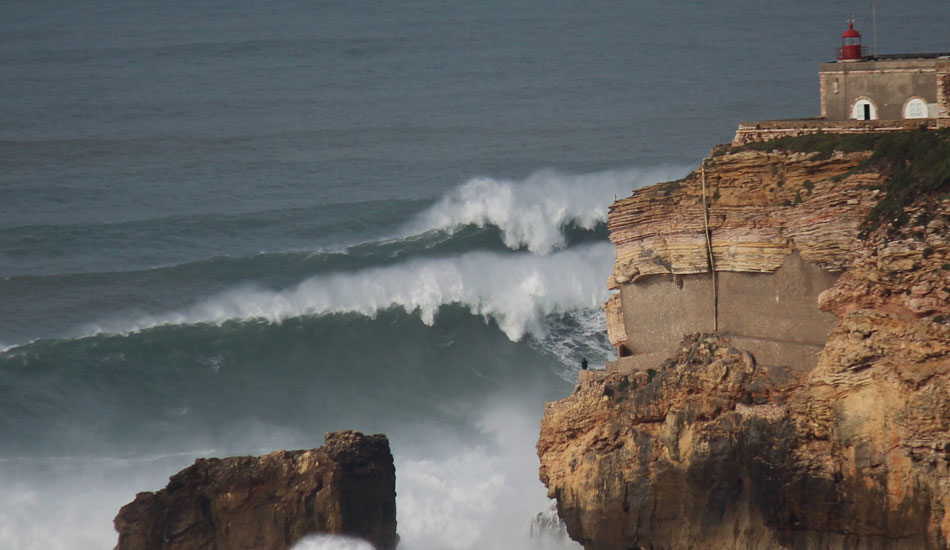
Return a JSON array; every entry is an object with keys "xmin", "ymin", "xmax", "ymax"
[
  {"xmin": 406, "ymin": 167, "xmax": 675, "ymax": 254},
  {"xmin": 83, "ymin": 243, "xmax": 615, "ymax": 342},
  {"xmin": 0, "ymin": 163, "xmax": 683, "ymax": 550},
  {"xmin": 4, "ymin": 165, "xmax": 682, "ymax": 349},
  {"xmin": 5, "ymin": 1, "xmax": 944, "ymax": 548}
]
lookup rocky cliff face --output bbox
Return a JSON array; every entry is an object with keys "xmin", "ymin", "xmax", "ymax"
[
  {"xmin": 606, "ymin": 148, "xmax": 882, "ymax": 289},
  {"xmin": 538, "ymin": 141, "xmax": 950, "ymax": 549},
  {"xmin": 114, "ymin": 430, "xmax": 397, "ymax": 550}
]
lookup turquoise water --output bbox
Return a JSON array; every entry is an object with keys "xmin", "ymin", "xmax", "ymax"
[{"xmin": 1, "ymin": 1, "xmax": 947, "ymax": 548}]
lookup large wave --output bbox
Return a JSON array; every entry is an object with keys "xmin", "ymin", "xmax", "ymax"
[
  {"xmin": 406, "ymin": 167, "xmax": 686, "ymax": 254},
  {"xmin": 83, "ymin": 243, "xmax": 615, "ymax": 342}
]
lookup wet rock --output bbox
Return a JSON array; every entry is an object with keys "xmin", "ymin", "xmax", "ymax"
[{"xmin": 114, "ymin": 430, "xmax": 397, "ymax": 550}]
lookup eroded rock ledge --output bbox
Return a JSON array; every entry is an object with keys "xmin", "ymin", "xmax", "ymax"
[
  {"xmin": 114, "ymin": 430, "xmax": 397, "ymax": 550},
  {"xmin": 607, "ymin": 148, "xmax": 882, "ymax": 288},
  {"xmin": 539, "ymin": 141, "xmax": 950, "ymax": 549}
]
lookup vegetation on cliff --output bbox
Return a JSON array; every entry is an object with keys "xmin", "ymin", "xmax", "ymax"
[
  {"xmin": 731, "ymin": 128, "xmax": 950, "ymax": 234},
  {"xmin": 540, "ymin": 134, "xmax": 950, "ymax": 550}
]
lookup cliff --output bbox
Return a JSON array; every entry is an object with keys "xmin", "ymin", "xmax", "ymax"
[
  {"xmin": 114, "ymin": 430, "xmax": 397, "ymax": 550},
  {"xmin": 538, "ymin": 131, "xmax": 950, "ymax": 549}
]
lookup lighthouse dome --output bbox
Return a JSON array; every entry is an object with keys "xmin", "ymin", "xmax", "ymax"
[
  {"xmin": 842, "ymin": 21, "xmax": 861, "ymax": 39},
  {"xmin": 837, "ymin": 20, "xmax": 865, "ymax": 61}
]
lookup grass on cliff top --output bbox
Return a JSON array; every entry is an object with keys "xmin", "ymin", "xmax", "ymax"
[
  {"xmin": 732, "ymin": 128, "xmax": 950, "ymax": 234},
  {"xmin": 733, "ymin": 131, "xmax": 883, "ymax": 159}
]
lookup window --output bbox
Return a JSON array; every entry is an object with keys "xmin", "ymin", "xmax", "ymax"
[{"xmin": 904, "ymin": 97, "xmax": 928, "ymax": 119}]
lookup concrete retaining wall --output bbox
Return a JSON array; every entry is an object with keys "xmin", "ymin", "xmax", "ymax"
[{"xmin": 614, "ymin": 253, "xmax": 839, "ymax": 373}]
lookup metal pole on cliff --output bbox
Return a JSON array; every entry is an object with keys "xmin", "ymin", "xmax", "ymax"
[
  {"xmin": 700, "ymin": 158, "xmax": 718, "ymax": 332},
  {"xmin": 872, "ymin": 0, "xmax": 878, "ymax": 57}
]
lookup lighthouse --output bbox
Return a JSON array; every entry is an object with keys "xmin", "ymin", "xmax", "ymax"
[
  {"xmin": 819, "ymin": 20, "xmax": 949, "ymax": 121},
  {"xmin": 735, "ymin": 22, "xmax": 949, "ymax": 144},
  {"xmin": 836, "ymin": 20, "xmax": 866, "ymax": 61}
]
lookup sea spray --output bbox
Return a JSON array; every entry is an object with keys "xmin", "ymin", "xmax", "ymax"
[
  {"xmin": 406, "ymin": 167, "xmax": 688, "ymax": 254},
  {"xmin": 82, "ymin": 243, "xmax": 615, "ymax": 342},
  {"xmin": 395, "ymin": 399, "xmax": 582, "ymax": 550},
  {"xmin": 0, "ymin": 387, "xmax": 582, "ymax": 550},
  {"xmin": 527, "ymin": 308, "xmax": 614, "ymax": 380},
  {"xmin": 290, "ymin": 535, "xmax": 375, "ymax": 550},
  {"xmin": 2, "ymin": 165, "xmax": 686, "ymax": 349}
]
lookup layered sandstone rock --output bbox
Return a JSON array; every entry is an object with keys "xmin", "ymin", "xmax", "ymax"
[
  {"xmin": 539, "ymin": 144, "xmax": 950, "ymax": 549},
  {"xmin": 606, "ymin": 148, "xmax": 885, "ymax": 373},
  {"xmin": 114, "ymin": 430, "xmax": 397, "ymax": 550},
  {"xmin": 607, "ymin": 149, "xmax": 883, "ymax": 288}
]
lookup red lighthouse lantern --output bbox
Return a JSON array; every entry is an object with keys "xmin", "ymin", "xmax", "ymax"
[{"xmin": 837, "ymin": 20, "xmax": 867, "ymax": 61}]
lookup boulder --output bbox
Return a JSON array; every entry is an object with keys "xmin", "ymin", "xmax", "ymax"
[{"xmin": 114, "ymin": 430, "xmax": 397, "ymax": 550}]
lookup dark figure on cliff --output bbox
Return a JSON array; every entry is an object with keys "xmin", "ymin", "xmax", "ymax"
[{"xmin": 581, "ymin": 358, "xmax": 588, "ymax": 370}]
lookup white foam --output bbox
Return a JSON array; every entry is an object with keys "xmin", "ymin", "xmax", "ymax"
[
  {"xmin": 406, "ymin": 166, "xmax": 687, "ymax": 254},
  {"xmin": 395, "ymin": 400, "xmax": 583, "ymax": 550},
  {"xmin": 85, "ymin": 243, "xmax": 615, "ymax": 342},
  {"xmin": 0, "ymin": 400, "xmax": 581, "ymax": 550},
  {"xmin": 528, "ymin": 309, "xmax": 615, "ymax": 382},
  {"xmin": 290, "ymin": 535, "xmax": 375, "ymax": 550},
  {"xmin": 0, "ymin": 340, "xmax": 32, "ymax": 354},
  {"xmin": 0, "ymin": 464, "xmax": 170, "ymax": 550}
]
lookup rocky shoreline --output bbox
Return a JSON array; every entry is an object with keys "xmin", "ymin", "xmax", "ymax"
[
  {"xmin": 114, "ymin": 430, "xmax": 397, "ymax": 550},
  {"xmin": 538, "ymin": 132, "xmax": 950, "ymax": 549}
]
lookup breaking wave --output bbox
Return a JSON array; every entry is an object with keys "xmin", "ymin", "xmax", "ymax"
[
  {"xmin": 82, "ymin": 243, "xmax": 614, "ymax": 342},
  {"xmin": 406, "ymin": 167, "xmax": 686, "ymax": 254}
]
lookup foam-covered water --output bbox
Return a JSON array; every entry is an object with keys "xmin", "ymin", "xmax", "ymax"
[
  {"xmin": 291, "ymin": 536, "xmax": 376, "ymax": 550},
  {"xmin": 3, "ymin": 0, "xmax": 946, "ymax": 548},
  {"xmin": 83, "ymin": 243, "xmax": 614, "ymax": 341},
  {"xmin": 0, "ymin": 164, "xmax": 661, "ymax": 549}
]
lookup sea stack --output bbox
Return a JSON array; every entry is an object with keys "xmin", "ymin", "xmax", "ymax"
[{"xmin": 114, "ymin": 430, "xmax": 397, "ymax": 550}]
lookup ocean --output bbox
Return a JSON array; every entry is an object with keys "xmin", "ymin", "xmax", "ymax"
[{"xmin": 1, "ymin": 1, "xmax": 946, "ymax": 548}]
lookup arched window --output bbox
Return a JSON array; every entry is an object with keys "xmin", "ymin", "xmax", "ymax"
[
  {"xmin": 903, "ymin": 97, "xmax": 928, "ymax": 119},
  {"xmin": 850, "ymin": 98, "xmax": 877, "ymax": 120}
]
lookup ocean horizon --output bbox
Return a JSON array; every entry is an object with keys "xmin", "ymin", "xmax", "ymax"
[{"xmin": 2, "ymin": 1, "xmax": 947, "ymax": 548}]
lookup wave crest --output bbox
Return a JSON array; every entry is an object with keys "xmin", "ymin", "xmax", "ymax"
[
  {"xmin": 407, "ymin": 167, "xmax": 686, "ymax": 254},
  {"xmin": 85, "ymin": 243, "xmax": 615, "ymax": 342}
]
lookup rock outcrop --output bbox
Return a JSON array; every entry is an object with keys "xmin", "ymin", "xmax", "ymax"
[
  {"xmin": 115, "ymin": 430, "xmax": 397, "ymax": 550},
  {"xmin": 603, "ymin": 148, "xmax": 886, "ymax": 373},
  {"xmin": 607, "ymin": 148, "xmax": 883, "ymax": 288},
  {"xmin": 538, "ymin": 138, "xmax": 950, "ymax": 549}
]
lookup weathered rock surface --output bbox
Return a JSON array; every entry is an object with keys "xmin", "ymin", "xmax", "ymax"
[
  {"xmin": 115, "ymin": 430, "xmax": 397, "ymax": 550},
  {"xmin": 538, "ymin": 145, "xmax": 950, "ymax": 549},
  {"xmin": 607, "ymin": 149, "xmax": 883, "ymax": 288}
]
